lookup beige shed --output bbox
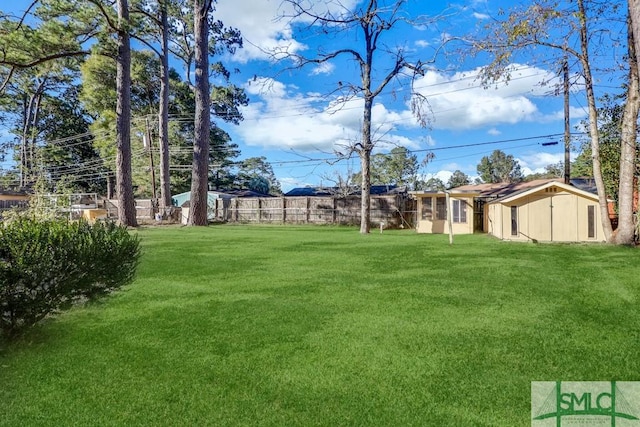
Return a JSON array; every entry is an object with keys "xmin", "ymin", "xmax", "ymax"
[
  {"xmin": 486, "ymin": 181, "xmax": 604, "ymax": 242},
  {"xmin": 411, "ymin": 179, "xmax": 605, "ymax": 243}
]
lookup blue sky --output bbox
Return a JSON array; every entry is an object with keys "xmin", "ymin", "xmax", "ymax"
[
  {"xmin": 4, "ymin": 0, "xmax": 626, "ymax": 192},
  {"xmin": 212, "ymin": 0, "xmax": 601, "ymax": 191}
]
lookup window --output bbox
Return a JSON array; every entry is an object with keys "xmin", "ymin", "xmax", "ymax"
[
  {"xmin": 452, "ymin": 200, "xmax": 467, "ymax": 223},
  {"xmin": 436, "ymin": 197, "xmax": 447, "ymax": 220},
  {"xmin": 421, "ymin": 197, "xmax": 433, "ymax": 220},
  {"xmin": 510, "ymin": 206, "xmax": 518, "ymax": 236},
  {"xmin": 587, "ymin": 205, "xmax": 595, "ymax": 238}
]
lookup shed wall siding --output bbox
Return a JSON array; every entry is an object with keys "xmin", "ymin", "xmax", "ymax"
[{"xmin": 487, "ymin": 188, "xmax": 605, "ymax": 242}]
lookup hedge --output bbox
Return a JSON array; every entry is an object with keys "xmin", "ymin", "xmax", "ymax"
[{"xmin": 0, "ymin": 218, "xmax": 141, "ymax": 339}]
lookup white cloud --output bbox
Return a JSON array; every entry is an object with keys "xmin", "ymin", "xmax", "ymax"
[
  {"xmin": 410, "ymin": 64, "xmax": 563, "ymax": 130},
  {"xmin": 215, "ymin": 0, "xmax": 359, "ymax": 62},
  {"xmin": 541, "ymin": 106, "xmax": 589, "ymax": 122},
  {"xmin": 279, "ymin": 177, "xmax": 309, "ymax": 193},
  {"xmin": 518, "ymin": 151, "xmax": 564, "ymax": 175},
  {"xmin": 442, "ymin": 163, "xmax": 464, "ymax": 172},
  {"xmin": 424, "ymin": 135, "xmax": 437, "ymax": 146},
  {"xmin": 487, "ymin": 128, "xmax": 501, "ymax": 136},
  {"xmin": 472, "ymin": 12, "xmax": 490, "ymax": 20},
  {"xmin": 415, "ymin": 40, "xmax": 430, "ymax": 48},
  {"xmin": 237, "ymin": 76, "xmax": 419, "ymax": 153},
  {"xmin": 310, "ymin": 62, "xmax": 335, "ymax": 75},
  {"xmin": 428, "ymin": 170, "xmax": 453, "ymax": 183}
]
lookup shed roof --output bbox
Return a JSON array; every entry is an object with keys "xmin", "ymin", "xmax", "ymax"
[
  {"xmin": 488, "ymin": 180, "xmax": 599, "ymax": 204},
  {"xmin": 411, "ymin": 178, "xmax": 602, "ymax": 201},
  {"xmin": 450, "ymin": 179, "xmax": 560, "ymax": 197},
  {"xmin": 0, "ymin": 188, "xmax": 29, "ymax": 196}
]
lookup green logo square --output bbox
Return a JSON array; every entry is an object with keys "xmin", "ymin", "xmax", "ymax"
[{"xmin": 532, "ymin": 381, "xmax": 640, "ymax": 426}]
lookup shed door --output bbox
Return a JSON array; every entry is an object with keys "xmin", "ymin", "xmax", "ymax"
[
  {"xmin": 550, "ymin": 193, "xmax": 576, "ymax": 242},
  {"xmin": 528, "ymin": 196, "xmax": 551, "ymax": 241}
]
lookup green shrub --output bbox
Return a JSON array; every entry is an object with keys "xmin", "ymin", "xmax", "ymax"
[{"xmin": 0, "ymin": 218, "xmax": 141, "ymax": 339}]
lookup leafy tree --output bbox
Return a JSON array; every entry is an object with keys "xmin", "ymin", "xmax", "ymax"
[
  {"xmin": 162, "ymin": 72, "xmax": 242, "ymax": 195},
  {"xmin": 0, "ymin": 3, "xmax": 88, "ymax": 93},
  {"xmin": 476, "ymin": 150, "xmax": 523, "ymax": 183},
  {"xmin": 248, "ymin": 176, "xmax": 270, "ymax": 194},
  {"xmin": 80, "ymin": 51, "xmax": 161, "ymax": 199},
  {"xmin": 0, "ymin": 59, "xmax": 82, "ymax": 188},
  {"xmin": 0, "ymin": 13, "xmax": 104, "ymax": 194},
  {"xmin": 37, "ymin": 85, "xmax": 107, "ymax": 194},
  {"xmin": 276, "ymin": 0, "xmax": 436, "ymax": 233},
  {"xmin": 209, "ymin": 126, "xmax": 240, "ymax": 190},
  {"xmin": 524, "ymin": 162, "xmax": 564, "ymax": 181},
  {"xmin": 14, "ymin": 0, "xmax": 140, "ymax": 226},
  {"xmin": 129, "ymin": 0, "xmax": 175, "ymax": 210},
  {"xmin": 370, "ymin": 147, "xmax": 419, "ymax": 188},
  {"xmin": 235, "ymin": 157, "xmax": 281, "ymax": 195},
  {"xmin": 416, "ymin": 177, "xmax": 445, "ymax": 191},
  {"xmin": 447, "ymin": 170, "xmax": 471, "ymax": 189}
]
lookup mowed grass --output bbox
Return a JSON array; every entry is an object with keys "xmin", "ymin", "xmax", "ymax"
[{"xmin": 1, "ymin": 225, "xmax": 640, "ymax": 426}]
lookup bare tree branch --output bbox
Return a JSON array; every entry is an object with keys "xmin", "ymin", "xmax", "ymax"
[
  {"xmin": 268, "ymin": 0, "xmax": 452, "ymax": 233},
  {"xmin": 15, "ymin": 0, "xmax": 40, "ymax": 31}
]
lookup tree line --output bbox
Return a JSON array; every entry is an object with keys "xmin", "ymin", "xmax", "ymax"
[{"xmin": 0, "ymin": 0, "xmax": 280, "ymax": 226}]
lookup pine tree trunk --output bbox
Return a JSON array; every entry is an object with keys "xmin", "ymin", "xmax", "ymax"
[
  {"xmin": 158, "ymin": 0, "xmax": 172, "ymax": 211},
  {"xmin": 614, "ymin": 8, "xmax": 639, "ymax": 244},
  {"xmin": 116, "ymin": 0, "xmax": 137, "ymax": 227},
  {"xmin": 188, "ymin": 0, "xmax": 211, "ymax": 226}
]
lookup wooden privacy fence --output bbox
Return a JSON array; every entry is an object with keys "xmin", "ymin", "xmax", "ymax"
[{"xmin": 210, "ymin": 195, "xmax": 417, "ymax": 228}]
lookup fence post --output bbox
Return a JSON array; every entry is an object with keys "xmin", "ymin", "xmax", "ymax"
[
  {"xmin": 333, "ymin": 197, "xmax": 337, "ymax": 224},
  {"xmin": 234, "ymin": 198, "xmax": 239, "ymax": 222},
  {"xmin": 282, "ymin": 196, "xmax": 287, "ymax": 224}
]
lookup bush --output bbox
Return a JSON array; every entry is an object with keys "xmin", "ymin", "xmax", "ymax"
[{"xmin": 0, "ymin": 218, "xmax": 141, "ymax": 339}]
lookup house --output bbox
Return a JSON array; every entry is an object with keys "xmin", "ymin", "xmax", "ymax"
[
  {"xmin": 411, "ymin": 179, "xmax": 606, "ymax": 243},
  {"xmin": 0, "ymin": 188, "xmax": 30, "ymax": 211},
  {"xmin": 284, "ymin": 185, "xmax": 403, "ymax": 197}
]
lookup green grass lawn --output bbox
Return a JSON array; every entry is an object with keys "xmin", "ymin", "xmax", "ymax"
[{"xmin": 1, "ymin": 225, "xmax": 639, "ymax": 426}]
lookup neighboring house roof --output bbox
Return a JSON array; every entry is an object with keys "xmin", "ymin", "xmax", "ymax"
[
  {"xmin": 568, "ymin": 177, "xmax": 598, "ymax": 194},
  {"xmin": 214, "ymin": 189, "xmax": 273, "ymax": 198},
  {"xmin": 285, "ymin": 185, "xmax": 403, "ymax": 197},
  {"xmin": 285, "ymin": 187, "xmax": 333, "ymax": 196},
  {"xmin": 0, "ymin": 188, "xmax": 29, "ymax": 197}
]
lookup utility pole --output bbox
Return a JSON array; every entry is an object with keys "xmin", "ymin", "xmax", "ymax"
[
  {"xmin": 563, "ymin": 58, "xmax": 571, "ymax": 184},
  {"xmin": 144, "ymin": 118, "xmax": 158, "ymax": 207}
]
